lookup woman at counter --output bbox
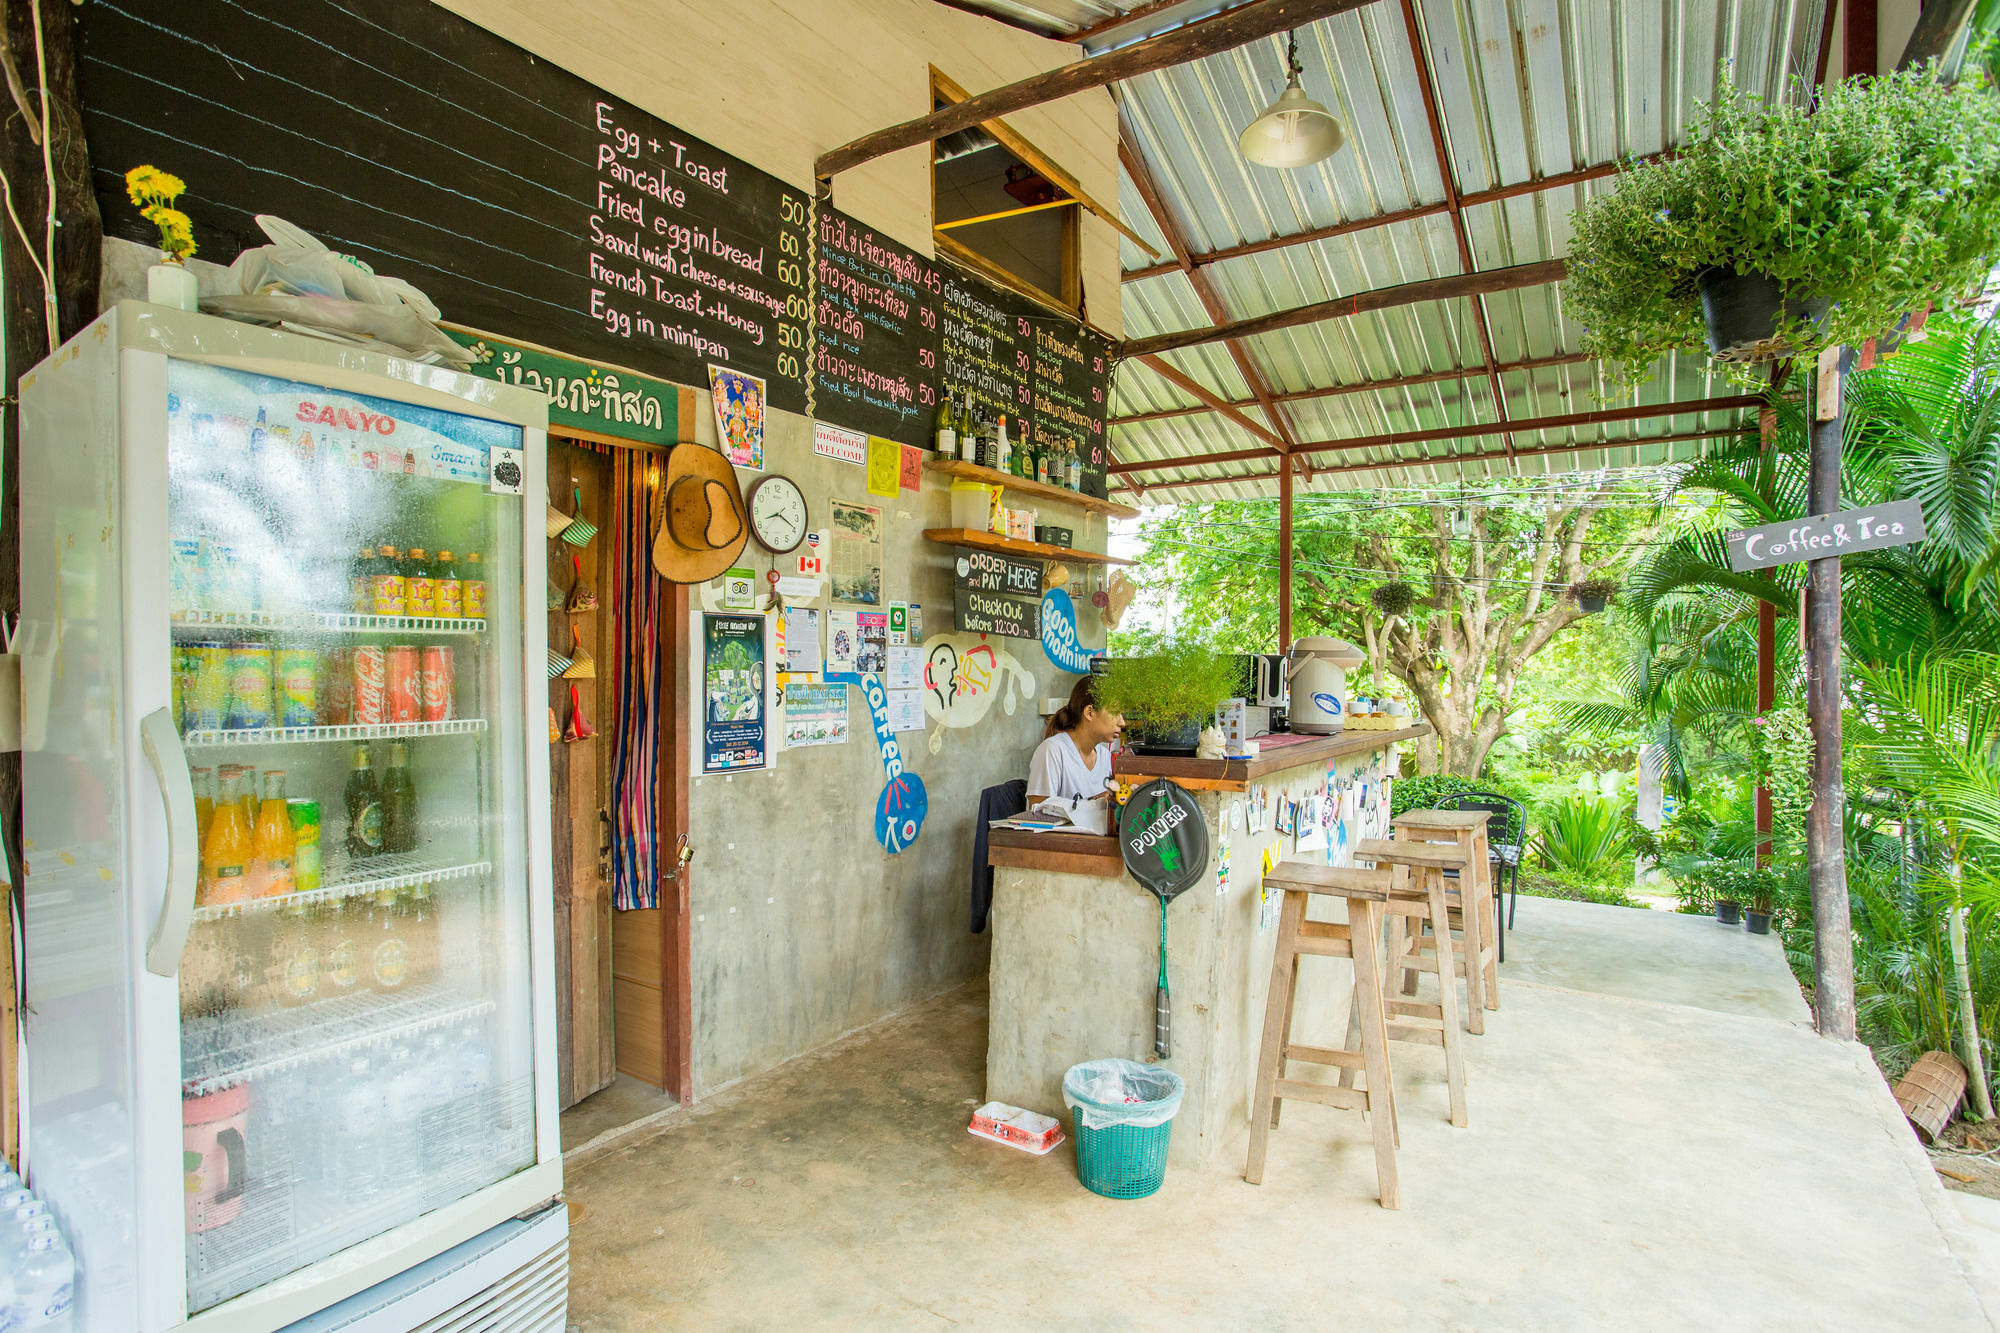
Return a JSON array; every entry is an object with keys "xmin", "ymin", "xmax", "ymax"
[{"xmin": 1027, "ymin": 676, "xmax": 1126, "ymax": 805}]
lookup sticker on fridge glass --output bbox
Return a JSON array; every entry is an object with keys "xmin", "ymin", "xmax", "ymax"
[{"xmin": 489, "ymin": 445, "xmax": 524, "ymax": 494}]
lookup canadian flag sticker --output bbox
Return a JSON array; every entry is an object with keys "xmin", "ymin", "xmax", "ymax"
[{"xmin": 797, "ymin": 554, "xmax": 824, "ymax": 576}]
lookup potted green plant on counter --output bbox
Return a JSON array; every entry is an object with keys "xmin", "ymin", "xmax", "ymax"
[
  {"xmin": 1564, "ymin": 67, "xmax": 2000, "ymax": 376},
  {"xmin": 1096, "ymin": 639, "xmax": 1242, "ymax": 756}
]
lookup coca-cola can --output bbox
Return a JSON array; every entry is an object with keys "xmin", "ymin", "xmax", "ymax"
[
  {"xmin": 386, "ymin": 645, "xmax": 421, "ymax": 724},
  {"xmin": 351, "ymin": 646, "xmax": 387, "ymax": 726},
  {"xmin": 420, "ymin": 646, "xmax": 454, "ymax": 722}
]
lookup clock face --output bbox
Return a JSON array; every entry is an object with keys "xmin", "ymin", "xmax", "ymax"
[{"xmin": 749, "ymin": 475, "xmax": 808, "ymax": 553}]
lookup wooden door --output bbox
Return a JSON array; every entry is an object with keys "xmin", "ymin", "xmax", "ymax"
[{"xmin": 549, "ymin": 438, "xmax": 615, "ymax": 1107}]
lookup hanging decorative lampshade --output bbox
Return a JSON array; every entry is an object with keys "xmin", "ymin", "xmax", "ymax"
[{"xmin": 1238, "ymin": 31, "xmax": 1345, "ymax": 170}]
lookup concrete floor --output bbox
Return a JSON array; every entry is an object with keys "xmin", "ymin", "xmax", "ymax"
[
  {"xmin": 563, "ymin": 897, "xmax": 2000, "ymax": 1330},
  {"xmin": 561, "ymin": 1075, "xmax": 679, "ymax": 1161}
]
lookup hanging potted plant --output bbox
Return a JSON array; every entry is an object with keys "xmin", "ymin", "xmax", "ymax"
[
  {"xmin": 1564, "ymin": 68, "xmax": 2000, "ymax": 376},
  {"xmin": 126, "ymin": 165, "xmax": 200, "ymax": 311},
  {"xmin": 1369, "ymin": 581, "xmax": 1417, "ymax": 618},
  {"xmin": 1095, "ymin": 639, "xmax": 1242, "ymax": 757},
  {"xmin": 1571, "ymin": 578, "xmax": 1619, "ymax": 615}
]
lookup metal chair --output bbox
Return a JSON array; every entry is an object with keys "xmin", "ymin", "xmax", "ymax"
[{"xmin": 1438, "ymin": 791, "xmax": 1527, "ymax": 962}]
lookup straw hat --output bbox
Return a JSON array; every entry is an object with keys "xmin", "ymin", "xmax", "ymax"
[{"xmin": 652, "ymin": 442, "xmax": 749, "ymax": 584}]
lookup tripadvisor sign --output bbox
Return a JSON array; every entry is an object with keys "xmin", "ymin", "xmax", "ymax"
[{"xmin": 1119, "ymin": 779, "xmax": 1209, "ymax": 902}]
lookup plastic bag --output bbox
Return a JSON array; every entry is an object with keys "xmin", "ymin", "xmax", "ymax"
[{"xmin": 1062, "ymin": 1058, "xmax": 1185, "ymax": 1131}]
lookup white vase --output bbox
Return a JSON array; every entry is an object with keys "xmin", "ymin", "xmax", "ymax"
[{"xmin": 147, "ymin": 262, "xmax": 199, "ymax": 312}]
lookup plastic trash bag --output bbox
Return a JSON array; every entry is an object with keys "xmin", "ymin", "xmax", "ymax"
[
  {"xmin": 206, "ymin": 215, "xmax": 474, "ymax": 366},
  {"xmin": 1062, "ymin": 1058, "xmax": 1185, "ymax": 1131}
]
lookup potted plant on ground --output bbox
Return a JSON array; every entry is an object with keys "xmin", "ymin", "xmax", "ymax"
[
  {"xmin": 1564, "ymin": 68, "xmax": 2000, "ymax": 377},
  {"xmin": 1571, "ymin": 578, "xmax": 1619, "ymax": 615},
  {"xmin": 1743, "ymin": 867, "xmax": 1783, "ymax": 936},
  {"xmin": 1095, "ymin": 639, "xmax": 1242, "ymax": 756}
]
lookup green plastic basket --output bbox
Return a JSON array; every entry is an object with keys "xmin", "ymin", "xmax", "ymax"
[{"xmin": 1072, "ymin": 1118, "xmax": 1175, "ymax": 1199}]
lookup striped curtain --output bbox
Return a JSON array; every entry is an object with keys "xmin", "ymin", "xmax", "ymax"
[{"xmin": 609, "ymin": 448, "xmax": 663, "ymax": 910}]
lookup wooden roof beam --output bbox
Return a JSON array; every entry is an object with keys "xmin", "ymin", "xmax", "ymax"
[
  {"xmin": 1108, "ymin": 392, "xmax": 1764, "ymax": 475},
  {"xmin": 1136, "ymin": 354, "xmax": 1286, "ymax": 447},
  {"xmin": 1117, "ymin": 258, "xmax": 1567, "ymax": 360},
  {"xmin": 1113, "ymin": 350, "xmax": 1595, "ymax": 426},
  {"xmin": 816, "ymin": 0, "xmax": 1379, "ymax": 186}
]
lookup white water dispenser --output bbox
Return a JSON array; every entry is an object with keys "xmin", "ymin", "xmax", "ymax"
[{"xmin": 1286, "ymin": 637, "xmax": 1365, "ymax": 734}]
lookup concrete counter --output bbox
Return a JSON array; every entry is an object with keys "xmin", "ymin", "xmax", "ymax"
[{"xmin": 984, "ymin": 727, "xmax": 1423, "ymax": 1168}]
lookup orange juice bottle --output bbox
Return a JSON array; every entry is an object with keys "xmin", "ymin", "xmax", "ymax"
[
  {"xmin": 200, "ymin": 768, "xmax": 253, "ymax": 906},
  {"xmin": 247, "ymin": 769, "xmax": 298, "ymax": 899},
  {"xmin": 191, "ymin": 766, "xmax": 215, "ymax": 846}
]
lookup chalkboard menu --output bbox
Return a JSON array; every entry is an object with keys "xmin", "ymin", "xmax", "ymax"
[
  {"xmin": 75, "ymin": 0, "xmax": 1111, "ymax": 489},
  {"xmin": 954, "ymin": 547, "xmax": 1042, "ymax": 638}
]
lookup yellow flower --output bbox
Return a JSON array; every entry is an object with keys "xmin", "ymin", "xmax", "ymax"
[
  {"xmin": 141, "ymin": 204, "xmax": 197, "ymax": 261},
  {"xmin": 124, "ymin": 164, "xmax": 185, "ymax": 209}
]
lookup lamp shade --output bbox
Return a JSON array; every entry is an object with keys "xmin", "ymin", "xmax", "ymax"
[{"xmin": 1238, "ymin": 74, "xmax": 1345, "ymax": 169}]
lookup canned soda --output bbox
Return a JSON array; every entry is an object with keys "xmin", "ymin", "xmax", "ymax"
[
  {"xmin": 224, "ymin": 643, "xmax": 274, "ymax": 730},
  {"xmin": 190, "ymin": 642, "xmax": 229, "ymax": 732},
  {"xmin": 288, "ymin": 800, "xmax": 322, "ymax": 892},
  {"xmin": 386, "ymin": 645, "xmax": 420, "ymax": 724},
  {"xmin": 321, "ymin": 647, "xmax": 353, "ymax": 726},
  {"xmin": 278, "ymin": 647, "xmax": 318, "ymax": 728},
  {"xmin": 420, "ymin": 647, "xmax": 454, "ymax": 722},
  {"xmin": 351, "ymin": 646, "xmax": 388, "ymax": 726}
]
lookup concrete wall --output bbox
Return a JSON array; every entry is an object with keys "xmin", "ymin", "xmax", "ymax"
[{"xmin": 425, "ymin": 0, "xmax": 1125, "ymax": 1096}]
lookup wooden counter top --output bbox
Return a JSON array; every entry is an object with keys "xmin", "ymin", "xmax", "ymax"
[
  {"xmin": 1113, "ymin": 723, "xmax": 1432, "ymax": 791},
  {"xmin": 986, "ymin": 826, "xmax": 1125, "ymax": 879}
]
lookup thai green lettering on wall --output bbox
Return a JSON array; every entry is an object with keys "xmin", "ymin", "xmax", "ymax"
[{"xmin": 448, "ymin": 330, "xmax": 679, "ymax": 446}]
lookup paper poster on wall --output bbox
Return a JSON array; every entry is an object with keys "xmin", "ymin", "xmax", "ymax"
[
  {"xmin": 900, "ymin": 444, "xmax": 925, "ymax": 491},
  {"xmin": 722, "ymin": 567, "xmax": 756, "ymax": 611},
  {"xmin": 866, "ymin": 436, "xmax": 900, "ymax": 498},
  {"xmin": 855, "ymin": 611, "xmax": 888, "ymax": 675},
  {"xmin": 708, "ymin": 365, "xmax": 765, "ymax": 471},
  {"xmin": 776, "ymin": 574, "xmax": 822, "ymax": 601},
  {"xmin": 700, "ymin": 612, "xmax": 770, "ymax": 773},
  {"xmin": 783, "ymin": 606, "xmax": 822, "ymax": 674},
  {"xmin": 827, "ymin": 608, "xmax": 861, "ymax": 675},
  {"xmin": 887, "ymin": 689, "xmax": 926, "ymax": 732},
  {"xmin": 889, "ymin": 602, "xmax": 909, "ymax": 645},
  {"xmin": 830, "ymin": 499, "xmax": 883, "ymax": 605},
  {"xmin": 782, "ymin": 682, "xmax": 849, "ymax": 748},
  {"xmin": 907, "ymin": 603, "xmax": 924, "ymax": 644},
  {"xmin": 886, "ymin": 644, "xmax": 922, "ymax": 690},
  {"xmin": 813, "ymin": 421, "xmax": 866, "ymax": 466}
]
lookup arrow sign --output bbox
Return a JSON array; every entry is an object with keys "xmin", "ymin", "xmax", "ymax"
[{"xmin": 1726, "ymin": 499, "xmax": 1927, "ymax": 573}]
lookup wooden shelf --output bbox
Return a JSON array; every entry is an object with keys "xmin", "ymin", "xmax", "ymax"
[
  {"xmin": 922, "ymin": 529, "xmax": 1132, "ymax": 565},
  {"xmin": 923, "ymin": 457, "xmax": 1140, "ymax": 520}
]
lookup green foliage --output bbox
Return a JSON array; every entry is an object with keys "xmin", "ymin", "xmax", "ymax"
[
  {"xmin": 1535, "ymin": 795, "xmax": 1630, "ymax": 874},
  {"xmin": 1093, "ymin": 638, "xmax": 1241, "ymax": 731},
  {"xmin": 1516, "ymin": 867, "xmax": 1645, "ymax": 910},
  {"xmin": 1572, "ymin": 577, "xmax": 1620, "ymax": 602},
  {"xmin": 1565, "ymin": 69, "xmax": 2000, "ymax": 378},
  {"xmin": 1369, "ymin": 581, "xmax": 1417, "ymax": 616},
  {"xmin": 1388, "ymin": 774, "xmax": 1529, "ymax": 844}
]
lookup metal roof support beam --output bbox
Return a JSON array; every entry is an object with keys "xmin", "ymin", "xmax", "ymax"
[
  {"xmin": 814, "ymin": 0, "xmax": 1380, "ymax": 187},
  {"xmin": 1113, "ymin": 350, "xmax": 1594, "ymax": 427},
  {"xmin": 1108, "ymin": 393, "xmax": 1764, "ymax": 475},
  {"xmin": 1117, "ymin": 258, "xmax": 1567, "ymax": 360},
  {"xmin": 1112, "ymin": 426, "xmax": 1748, "ymax": 495}
]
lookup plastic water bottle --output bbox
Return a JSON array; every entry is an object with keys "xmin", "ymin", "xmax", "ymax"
[
  {"xmin": 452, "ymin": 1028, "xmax": 491, "ymax": 1102},
  {"xmin": 379, "ymin": 1047, "xmax": 422, "ymax": 1185},
  {"xmin": 328, "ymin": 1057, "xmax": 384, "ymax": 1203},
  {"xmin": 9, "ymin": 1214, "xmax": 56, "ymax": 1263},
  {"xmin": 13, "ymin": 1231, "xmax": 74, "ymax": 1331}
]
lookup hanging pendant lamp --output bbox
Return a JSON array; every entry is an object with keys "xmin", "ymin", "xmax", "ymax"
[{"xmin": 1238, "ymin": 31, "xmax": 1345, "ymax": 170}]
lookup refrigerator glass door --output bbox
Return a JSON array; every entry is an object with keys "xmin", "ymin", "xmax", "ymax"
[{"xmin": 163, "ymin": 361, "xmax": 536, "ymax": 1315}]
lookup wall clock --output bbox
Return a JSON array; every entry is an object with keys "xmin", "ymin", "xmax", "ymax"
[{"xmin": 747, "ymin": 474, "xmax": 808, "ymax": 554}]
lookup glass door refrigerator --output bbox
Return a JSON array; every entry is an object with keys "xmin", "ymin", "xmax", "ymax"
[{"xmin": 19, "ymin": 304, "xmax": 564, "ymax": 1332}]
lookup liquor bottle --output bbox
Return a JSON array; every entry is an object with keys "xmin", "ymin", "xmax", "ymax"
[
  {"xmin": 246, "ymin": 769, "xmax": 297, "ymax": 899},
  {"xmin": 199, "ymin": 767, "xmax": 253, "ymax": 907},
  {"xmin": 1035, "ymin": 441, "xmax": 1051, "ymax": 486},
  {"xmin": 932, "ymin": 394, "xmax": 957, "ymax": 457},
  {"xmin": 434, "ymin": 550, "xmax": 462, "ymax": 620},
  {"xmin": 404, "ymin": 547, "xmax": 436, "ymax": 618},
  {"xmin": 1068, "ymin": 442, "xmax": 1083, "ymax": 491},
  {"xmin": 381, "ymin": 740, "xmax": 419, "ymax": 854},
  {"xmin": 345, "ymin": 743, "xmax": 385, "ymax": 858},
  {"xmin": 995, "ymin": 415, "xmax": 1012, "ymax": 476},
  {"xmin": 462, "ymin": 552, "xmax": 487, "ymax": 620},
  {"xmin": 372, "ymin": 544, "xmax": 407, "ymax": 616}
]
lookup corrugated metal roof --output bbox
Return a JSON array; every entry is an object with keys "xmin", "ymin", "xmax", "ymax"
[{"xmin": 944, "ymin": 0, "xmax": 1835, "ymax": 502}]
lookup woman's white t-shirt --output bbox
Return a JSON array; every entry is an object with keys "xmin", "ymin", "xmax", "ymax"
[{"xmin": 1027, "ymin": 731, "xmax": 1113, "ymax": 802}]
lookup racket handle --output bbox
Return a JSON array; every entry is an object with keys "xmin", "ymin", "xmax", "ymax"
[{"xmin": 1155, "ymin": 985, "xmax": 1172, "ymax": 1060}]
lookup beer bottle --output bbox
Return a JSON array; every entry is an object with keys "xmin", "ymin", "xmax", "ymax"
[
  {"xmin": 381, "ymin": 740, "xmax": 419, "ymax": 854},
  {"xmin": 350, "ymin": 544, "xmax": 377, "ymax": 615},
  {"xmin": 372, "ymin": 544, "xmax": 406, "ymax": 616},
  {"xmin": 344, "ymin": 743, "xmax": 385, "ymax": 858},
  {"xmin": 404, "ymin": 547, "xmax": 436, "ymax": 618},
  {"xmin": 365, "ymin": 887, "xmax": 410, "ymax": 993},
  {"xmin": 434, "ymin": 550, "xmax": 462, "ymax": 620},
  {"xmin": 462, "ymin": 552, "xmax": 487, "ymax": 621}
]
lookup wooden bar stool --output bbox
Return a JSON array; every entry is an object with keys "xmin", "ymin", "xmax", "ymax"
[
  {"xmin": 1355, "ymin": 837, "xmax": 1488, "ymax": 1034},
  {"xmin": 1333, "ymin": 853, "xmax": 1469, "ymax": 1128},
  {"xmin": 1391, "ymin": 809, "xmax": 1502, "ymax": 1015},
  {"xmin": 1246, "ymin": 864, "xmax": 1402, "ymax": 1209}
]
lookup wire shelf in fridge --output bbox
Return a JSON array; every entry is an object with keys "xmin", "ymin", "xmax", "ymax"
[
  {"xmin": 184, "ymin": 718, "xmax": 487, "ymax": 746},
  {"xmin": 191, "ymin": 855, "xmax": 493, "ymax": 921},
  {"xmin": 172, "ymin": 609, "xmax": 488, "ymax": 636},
  {"xmin": 181, "ymin": 984, "xmax": 496, "ymax": 1097}
]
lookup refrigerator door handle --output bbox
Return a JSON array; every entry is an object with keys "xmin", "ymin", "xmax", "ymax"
[{"xmin": 140, "ymin": 706, "xmax": 200, "ymax": 976}]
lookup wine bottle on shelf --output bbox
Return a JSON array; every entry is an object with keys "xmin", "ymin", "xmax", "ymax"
[
  {"xmin": 933, "ymin": 394, "xmax": 957, "ymax": 458},
  {"xmin": 957, "ymin": 403, "xmax": 978, "ymax": 464}
]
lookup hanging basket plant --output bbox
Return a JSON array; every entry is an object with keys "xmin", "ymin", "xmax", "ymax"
[
  {"xmin": 1369, "ymin": 580, "xmax": 1417, "ymax": 617},
  {"xmin": 1571, "ymin": 578, "xmax": 1620, "ymax": 614},
  {"xmin": 1564, "ymin": 66, "xmax": 2000, "ymax": 377}
]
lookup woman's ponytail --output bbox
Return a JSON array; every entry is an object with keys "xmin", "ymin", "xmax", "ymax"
[{"xmin": 1045, "ymin": 675, "xmax": 1098, "ymax": 738}]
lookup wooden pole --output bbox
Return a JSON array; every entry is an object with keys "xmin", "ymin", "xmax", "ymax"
[
  {"xmin": 1756, "ymin": 403, "xmax": 1777, "ymax": 868},
  {"xmin": 815, "ymin": 0, "xmax": 1377, "ymax": 186},
  {"xmin": 1807, "ymin": 348, "xmax": 1855, "ymax": 1041},
  {"xmin": 1279, "ymin": 456, "xmax": 1294, "ymax": 648}
]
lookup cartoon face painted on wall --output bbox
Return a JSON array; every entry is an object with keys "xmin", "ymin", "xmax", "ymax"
[{"xmin": 920, "ymin": 634, "xmax": 1037, "ymax": 754}]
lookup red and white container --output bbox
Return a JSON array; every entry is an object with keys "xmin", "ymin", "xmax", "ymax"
[
  {"xmin": 350, "ymin": 646, "xmax": 387, "ymax": 726},
  {"xmin": 420, "ymin": 646, "xmax": 455, "ymax": 722},
  {"xmin": 386, "ymin": 645, "xmax": 420, "ymax": 724},
  {"xmin": 968, "ymin": 1101, "xmax": 1064, "ymax": 1155}
]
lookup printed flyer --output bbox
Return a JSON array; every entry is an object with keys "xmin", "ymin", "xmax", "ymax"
[
  {"xmin": 709, "ymin": 365, "xmax": 766, "ymax": 471},
  {"xmin": 701, "ymin": 613, "xmax": 768, "ymax": 773},
  {"xmin": 783, "ymin": 682, "xmax": 850, "ymax": 748},
  {"xmin": 829, "ymin": 499, "xmax": 883, "ymax": 605}
]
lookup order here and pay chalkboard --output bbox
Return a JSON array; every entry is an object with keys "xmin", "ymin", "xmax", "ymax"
[
  {"xmin": 76, "ymin": 0, "xmax": 1113, "ymax": 495},
  {"xmin": 954, "ymin": 547, "xmax": 1042, "ymax": 638}
]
